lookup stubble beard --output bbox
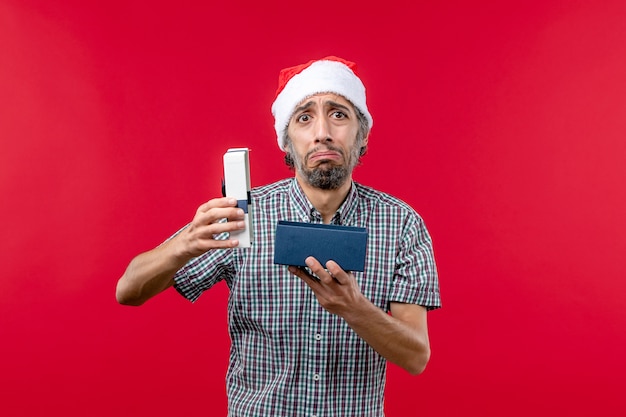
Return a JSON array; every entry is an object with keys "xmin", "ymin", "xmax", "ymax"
[{"xmin": 288, "ymin": 142, "xmax": 361, "ymax": 190}]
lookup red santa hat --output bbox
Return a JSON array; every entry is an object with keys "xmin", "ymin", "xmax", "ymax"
[{"xmin": 271, "ymin": 56, "xmax": 373, "ymax": 151}]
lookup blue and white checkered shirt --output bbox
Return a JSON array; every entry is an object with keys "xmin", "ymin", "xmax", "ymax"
[{"xmin": 174, "ymin": 178, "xmax": 440, "ymax": 417}]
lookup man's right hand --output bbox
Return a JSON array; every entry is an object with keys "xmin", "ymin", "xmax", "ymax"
[{"xmin": 174, "ymin": 197, "xmax": 247, "ymax": 258}]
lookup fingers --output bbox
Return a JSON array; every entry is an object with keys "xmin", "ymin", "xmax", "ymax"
[
  {"xmin": 324, "ymin": 260, "xmax": 346, "ymax": 283},
  {"xmin": 198, "ymin": 197, "xmax": 238, "ymax": 213},
  {"xmin": 288, "ymin": 265, "xmax": 317, "ymax": 283},
  {"xmin": 301, "ymin": 257, "xmax": 348, "ymax": 285},
  {"xmin": 178, "ymin": 197, "xmax": 247, "ymax": 256},
  {"xmin": 289, "ymin": 258, "xmax": 361, "ymax": 317},
  {"xmin": 197, "ymin": 197, "xmax": 244, "ymax": 220},
  {"xmin": 194, "ymin": 198, "xmax": 245, "ymax": 229}
]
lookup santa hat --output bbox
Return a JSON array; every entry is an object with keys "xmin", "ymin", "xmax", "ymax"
[{"xmin": 271, "ymin": 56, "xmax": 373, "ymax": 151}]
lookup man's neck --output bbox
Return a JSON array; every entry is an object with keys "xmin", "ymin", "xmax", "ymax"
[{"xmin": 295, "ymin": 174, "xmax": 352, "ymax": 224}]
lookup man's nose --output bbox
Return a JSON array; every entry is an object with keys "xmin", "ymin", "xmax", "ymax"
[{"xmin": 314, "ymin": 117, "xmax": 332, "ymax": 143}]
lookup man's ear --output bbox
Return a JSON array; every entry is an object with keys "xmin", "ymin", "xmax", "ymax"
[{"xmin": 360, "ymin": 131, "xmax": 370, "ymax": 156}]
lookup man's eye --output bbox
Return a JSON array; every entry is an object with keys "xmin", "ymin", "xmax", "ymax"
[
  {"xmin": 297, "ymin": 114, "xmax": 310, "ymax": 122},
  {"xmin": 331, "ymin": 111, "xmax": 346, "ymax": 119}
]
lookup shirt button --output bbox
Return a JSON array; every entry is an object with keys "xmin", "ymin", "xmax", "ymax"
[
  {"xmin": 313, "ymin": 374, "xmax": 320, "ymax": 381},
  {"xmin": 315, "ymin": 333, "xmax": 322, "ymax": 341}
]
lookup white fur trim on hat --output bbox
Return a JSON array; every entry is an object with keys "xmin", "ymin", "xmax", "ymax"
[{"xmin": 271, "ymin": 59, "xmax": 373, "ymax": 151}]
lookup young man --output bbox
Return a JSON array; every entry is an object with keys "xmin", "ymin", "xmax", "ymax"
[{"xmin": 116, "ymin": 56, "xmax": 441, "ymax": 416}]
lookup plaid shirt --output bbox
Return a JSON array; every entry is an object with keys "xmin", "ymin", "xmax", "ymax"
[{"xmin": 174, "ymin": 178, "xmax": 440, "ymax": 417}]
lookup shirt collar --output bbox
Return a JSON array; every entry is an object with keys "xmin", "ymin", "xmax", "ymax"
[{"xmin": 288, "ymin": 178, "xmax": 359, "ymax": 225}]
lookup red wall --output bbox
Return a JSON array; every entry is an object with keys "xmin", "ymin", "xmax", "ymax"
[{"xmin": 2, "ymin": 1, "xmax": 625, "ymax": 415}]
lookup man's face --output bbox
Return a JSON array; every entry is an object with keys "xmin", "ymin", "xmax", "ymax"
[{"xmin": 286, "ymin": 93, "xmax": 366, "ymax": 190}]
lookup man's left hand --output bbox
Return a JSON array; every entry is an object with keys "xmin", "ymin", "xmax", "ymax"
[{"xmin": 288, "ymin": 256, "xmax": 366, "ymax": 317}]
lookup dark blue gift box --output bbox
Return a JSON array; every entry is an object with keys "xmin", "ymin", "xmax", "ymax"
[{"xmin": 273, "ymin": 220, "xmax": 368, "ymax": 272}]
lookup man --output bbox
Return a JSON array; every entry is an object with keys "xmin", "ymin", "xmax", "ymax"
[{"xmin": 116, "ymin": 56, "xmax": 441, "ymax": 416}]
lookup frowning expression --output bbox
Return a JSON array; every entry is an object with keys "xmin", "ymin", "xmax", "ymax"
[{"xmin": 286, "ymin": 93, "xmax": 366, "ymax": 189}]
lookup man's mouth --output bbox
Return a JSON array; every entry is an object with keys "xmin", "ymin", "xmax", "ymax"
[{"xmin": 308, "ymin": 150, "xmax": 342, "ymax": 163}]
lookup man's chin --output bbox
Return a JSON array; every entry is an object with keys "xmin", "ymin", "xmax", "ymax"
[{"xmin": 300, "ymin": 165, "xmax": 350, "ymax": 190}]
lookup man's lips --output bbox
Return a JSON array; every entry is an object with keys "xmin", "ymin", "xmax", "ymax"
[{"xmin": 308, "ymin": 151, "xmax": 342, "ymax": 162}]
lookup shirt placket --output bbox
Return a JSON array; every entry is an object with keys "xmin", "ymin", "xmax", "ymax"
[
  {"xmin": 303, "ymin": 210, "xmax": 326, "ymax": 417},
  {"xmin": 303, "ymin": 294, "xmax": 328, "ymax": 417}
]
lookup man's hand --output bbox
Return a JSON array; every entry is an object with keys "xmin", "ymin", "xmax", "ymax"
[
  {"xmin": 175, "ymin": 197, "xmax": 246, "ymax": 259},
  {"xmin": 288, "ymin": 257, "xmax": 366, "ymax": 318}
]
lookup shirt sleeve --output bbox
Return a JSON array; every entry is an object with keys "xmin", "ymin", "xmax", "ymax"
[
  {"xmin": 390, "ymin": 212, "xmax": 441, "ymax": 310},
  {"xmin": 172, "ymin": 229, "xmax": 235, "ymax": 302}
]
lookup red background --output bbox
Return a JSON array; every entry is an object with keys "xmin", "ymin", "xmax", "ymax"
[{"xmin": 1, "ymin": 1, "xmax": 625, "ymax": 415}]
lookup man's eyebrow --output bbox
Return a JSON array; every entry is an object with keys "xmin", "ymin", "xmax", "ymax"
[
  {"xmin": 293, "ymin": 101, "xmax": 315, "ymax": 114},
  {"xmin": 293, "ymin": 100, "xmax": 353, "ymax": 115},
  {"xmin": 325, "ymin": 100, "xmax": 352, "ymax": 113}
]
